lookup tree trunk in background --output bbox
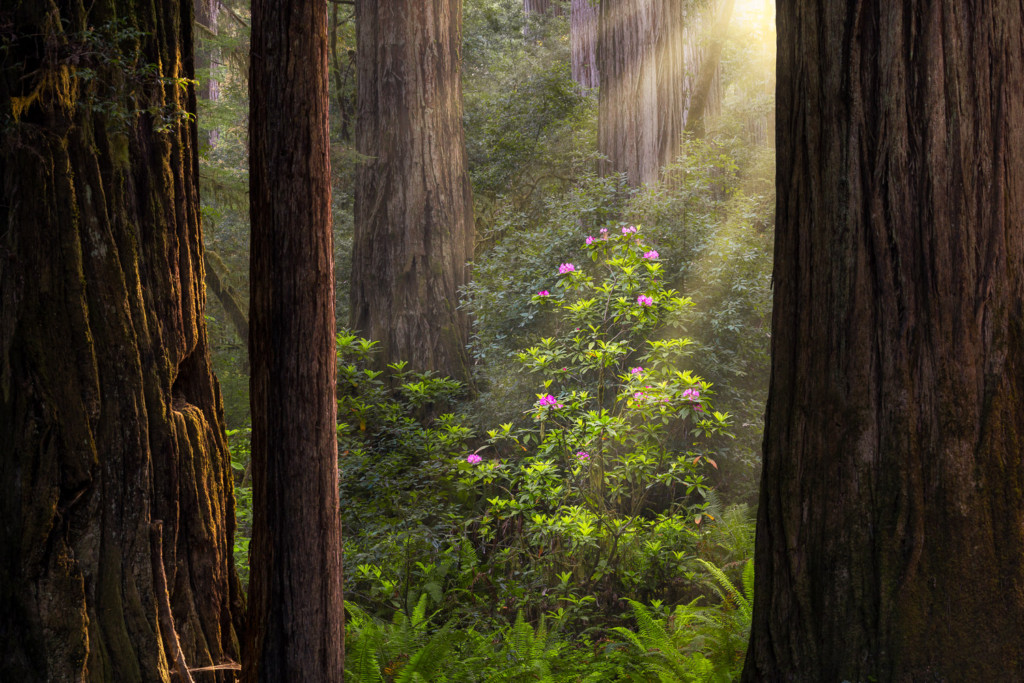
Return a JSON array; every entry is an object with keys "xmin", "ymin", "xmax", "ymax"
[
  {"xmin": 524, "ymin": 0, "xmax": 563, "ymax": 15},
  {"xmin": 598, "ymin": 0, "xmax": 727, "ymax": 186},
  {"xmin": 570, "ymin": 0, "xmax": 599, "ymax": 88},
  {"xmin": 352, "ymin": 0, "xmax": 475, "ymax": 383},
  {"xmin": 244, "ymin": 0, "xmax": 344, "ymax": 680},
  {"xmin": 683, "ymin": 0, "xmax": 733, "ymax": 137},
  {"xmin": 653, "ymin": 0, "xmax": 686, "ymax": 171},
  {"xmin": 744, "ymin": 2, "xmax": 1024, "ymax": 680},
  {"xmin": 194, "ymin": 0, "xmax": 220, "ymax": 146},
  {"xmin": 597, "ymin": 0, "xmax": 660, "ymax": 186},
  {"xmin": 0, "ymin": 0, "xmax": 242, "ymax": 680}
]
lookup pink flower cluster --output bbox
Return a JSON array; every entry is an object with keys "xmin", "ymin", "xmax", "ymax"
[
  {"xmin": 466, "ymin": 453, "xmax": 482, "ymax": 464},
  {"xmin": 558, "ymin": 263, "xmax": 576, "ymax": 275},
  {"xmin": 585, "ymin": 236, "xmax": 594, "ymax": 245},
  {"xmin": 599, "ymin": 228, "xmax": 609, "ymax": 239},
  {"xmin": 537, "ymin": 290, "xmax": 550, "ymax": 297},
  {"xmin": 622, "ymin": 225, "xmax": 638, "ymax": 235},
  {"xmin": 637, "ymin": 295, "xmax": 654, "ymax": 306},
  {"xmin": 630, "ymin": 367, "xmax": 644, "ymax": 374},
  {"xmin": 682, "ymin": 387, "xmax": 703, "ymax": 411},
  {"xmin": 576, "ymin": 451, "xmax": 590, "ymax": 460},
  {"xmin": 537, "ymin": 394, "xmax": 563, "ymax": 408},
  {"xmin": 643, "ymin": 250, "xmax": 659, "ymax": 260}
]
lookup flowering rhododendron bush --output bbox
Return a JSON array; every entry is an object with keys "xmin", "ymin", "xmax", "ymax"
[
  {"xmin": 454, "ymin": 226, "xmax": 732, "ymax": 613},
  {"xmin": 331, "ymin": 226, "xmax": 754, "ymax": 663}
]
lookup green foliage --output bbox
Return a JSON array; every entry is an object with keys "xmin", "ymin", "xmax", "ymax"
[
  {"xmin": 226, "ymin": 428, "xmax": 252, "ymax": 586},
  {"xmin": 609, "ymin": 558, "xmax": 753, "ymax": 683},
  {"xmin": 455, "ymin": 234, "xmax": 733, "ymax": 622},
  {"xmin": 337, "ymin": 334, "xmax": 482, "ymax": 622}
]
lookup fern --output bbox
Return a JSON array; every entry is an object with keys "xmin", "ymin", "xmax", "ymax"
[
  {"xmin": 346, "ymin": 597, "xmax": 483, "ymax": 682},
  {"xmin": 696, "ymin": 559, "xmax": 751, "ymax": 621}
]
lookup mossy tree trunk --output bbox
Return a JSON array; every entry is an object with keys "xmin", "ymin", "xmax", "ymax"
[
  {"xmin": 0, "ymin": 1, "xmax": 243, "ymax": 681},
  {"xmin": 744, "ymin": 2, "xmax": 1024, "ymax": 679},
  {"xmin": 351, "ymin": 0, "xmax": 475, "ymax": 382},
  {"xmin": 243, "ymin": 0, "xmax": 344, "ymax": 679}
]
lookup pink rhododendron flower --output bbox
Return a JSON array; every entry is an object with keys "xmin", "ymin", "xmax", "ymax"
[
  {"xmin": 622, "ymin": 225, "xmax": 638, "ymax": 234},
  {"xmin": 537, "ymin": 394, "xmax": 562, "ymax": 408},
  {"xmin": 466, "ymin": 453, "xmax": 482, "ymax": 464},
  {"xmin": 637, "ymin": 294, "xmax": 654, "ymax": 306},
  {"xmin": 682, "ymin": 387, "xmax": 701, "ymax": 401},
  {"xmin": 577, "ymin": 451, "xmax": 590, "ymax": 460},
  {"xmin": 537, "ymin": 290, "xmax": 550, "ymax": 297},
  {"xmin": 643, "ymin": 250, "xmax": 659, "ymax": 259},
  {"xmin": 630, "ymin": 367, "xmax": 644, "ymax": 374},
  {"xmin": 558, "ymin": 263, "xmax": 576, "ymax": 274},
  {"xmin": 585, "ymin": 236, "xmax": 594, "ymax": 245}
]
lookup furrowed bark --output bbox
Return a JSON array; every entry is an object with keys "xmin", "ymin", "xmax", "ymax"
[
  {"xmin": 0, "ymin": 1, "xmax": 243, "ymax": 680},
  {"xmin": 745, "ymin": 2, "xmax": 1024, "ymax": 679}
]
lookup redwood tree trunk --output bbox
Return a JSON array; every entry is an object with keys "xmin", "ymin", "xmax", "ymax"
[
  {"xmin": 571, "ymin": 0, "xmax": 599, "ymax": 89},
  {"xmin": 597, "ymin": 0, "xmax": 662, "ymax": 186},
  {"xmin": 351, "ymin": 0, "xmax": 475, "ymax": 382},
  {"xmin": 524, "ymin": 0, "xmax": 563, "ymax": 15},
  {"xmin": 0, "ymin": 1, "xmax": 242, "ymax": 681},
  {"xmin": 243, "ymin": 0, "xmax": 344, "ymax": 679},
  {"xmin": 598, "ymin": 0, "xmax": 727, "ymax": 185},
  {"xmin": 745, "ymin": 2, "xmax": 1024, "ymax": 680}
]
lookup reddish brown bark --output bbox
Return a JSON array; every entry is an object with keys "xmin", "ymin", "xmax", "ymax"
[
  {"xmin": 0, "ymin": 0, "xmax": 242, "ymax": 680},
  {"xmin": 244, "ymin": 0, "xmax": 344, "ymax": 679},
  {"xmin": 351, "ymin": 0, "xmax": 475, "ymax": 382},
  {"xmin": 745, "ymin": 2, "xmax": 1024, "ymax": 680}
]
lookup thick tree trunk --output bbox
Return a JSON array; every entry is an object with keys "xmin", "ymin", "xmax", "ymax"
[
  {"xmin": 244, "ymin": 0, "xmax": 344, "ymax": 680},
  {"xmin": 351, "ymin": 0, "xmax": 475, "ymax": 382},
  {"xmin": 597, "ymin": 0, "xmax": 662, "ymax": 186},
  {"xmin": 745, "ymin": 2, "xmax": 1024, "ymax": 680},
  {"xmin": 598, "ymin": 0, "xmax": 728, "ymax": 186},
  {"xmin": 0, "ymin": 1, "xmax": 242, "ymax": 681},
  {"xmin": 571, "ymin": 0, "xmax": 599, "ymax": 89}
]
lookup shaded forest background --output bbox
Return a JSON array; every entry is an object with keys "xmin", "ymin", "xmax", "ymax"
[{"xmin": 198, "ymin": 0, "xmax": 775, "ymax": 678}]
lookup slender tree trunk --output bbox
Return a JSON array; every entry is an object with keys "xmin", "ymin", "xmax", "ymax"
[
  {"xmin": 204, "ymin": 251, "xmax": 250, "ymax": 348},
  {"xmin": 0, "ymin": 1, "xmax": 242, "ymax": 681},
  {"xmin": 745, "ymin": 2, "xmax": 1024, "ymax": 680},
  {"xmin": 570, "ymin": 0, "xmax": 599, "ymax": 89},
  {"xmin": 244, "ymin": 0, "xmax": 344, "ymax": 680},
  {"xmin": 351, "ymin": 0, "xmax": 475, "ymax": 382},
  {"xmin": 194, "ymin": 0, "xmax": 220, "ymax": 146}
]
